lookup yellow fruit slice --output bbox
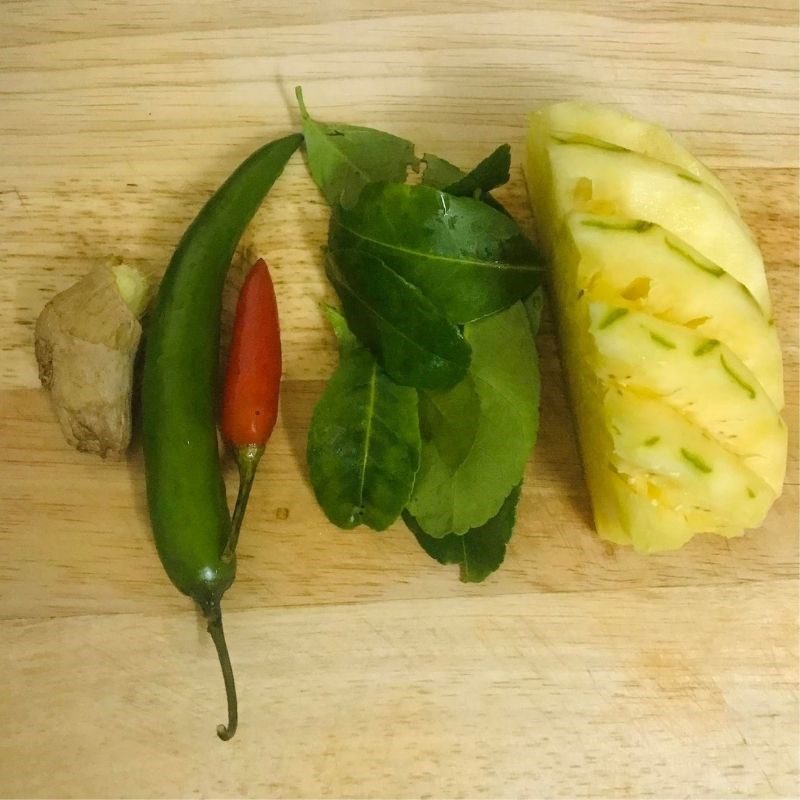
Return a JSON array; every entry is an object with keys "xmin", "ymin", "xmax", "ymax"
[
  {"xmin": 587, "ymin": 300, "xmax": 787, "ymax": 495},
  {"xmin": 564, "ymin": 360, "xmax": 766, "ymax": 553},
  {"xmin": 562, "ymin": 213, "xmax": 784, "ymax": 408},
  {"xmin": 527, "ymin": 132, "xmax": 771, "ymax": 314},
  {"xmin": 525, "ymin": 102, "xmax": 786, "ymax": 551},
  {"xmin": 528, "ymin": 101, "xmax": 739, "ymax": 212},
  {"xmin": 605, "ymin": 388, "xmax": 775, "ymax": 537}
]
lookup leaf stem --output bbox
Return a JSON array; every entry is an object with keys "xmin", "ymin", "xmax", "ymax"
[{"xmin": 295, "ymin": 85, "xmax": 309, "ymax": 119}]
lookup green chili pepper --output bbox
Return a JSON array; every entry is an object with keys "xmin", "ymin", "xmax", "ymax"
[{"xmin": 142, "ymin": 132, "xmax": 302, "ymax": 741}]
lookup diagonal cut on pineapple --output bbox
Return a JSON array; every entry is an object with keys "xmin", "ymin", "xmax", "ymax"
[
  {"xmin": 586, "ymin": 300, "xmax": 787, "ymax": 495},
  {"xmin": 606, "ymin": 389, "xmax": 776, "ymax": 537},
  {"xmin": 528, "ymin": 101, "xmax": 740, "ymax": 213},
  {"xmin": 530, "ymin": 133, "xmax": 771, "ymax": 315},
  {"xmin": 525, "ymin": 102, "xmax": 787, "ymax": 552},
  {"xmin": 565, "ymin": 213, "xmax": 784, "ymax": 408}
]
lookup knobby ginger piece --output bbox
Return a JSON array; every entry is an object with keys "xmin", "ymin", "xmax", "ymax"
[{"xmin": 34, "ymin": 261, "xmax": 151, "ymax": 458}]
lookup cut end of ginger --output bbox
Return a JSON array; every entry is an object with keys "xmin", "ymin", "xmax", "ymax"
[
  {"xmin": 111, "ymin": 262, "xmax": 152, "ymax": 318},
  {"xmin": 34, "ymin": 260, "xmax": 152, "ymax": 458}
]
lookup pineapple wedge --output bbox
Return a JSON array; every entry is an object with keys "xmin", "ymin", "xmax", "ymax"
[
  {"xmin": 565, "ymin": 213, "xmax": 784, "ymax": 408},
  {"xmin": 587, "ymin": 300, "xmax": 787, "ymax": 494},
  {"xmin": 525, "ymin": 102, "xmax": 786, "ymax": 551},
  {"xmin": 605, "ymin": 389, "xmax": 775, "ymax": 537},
  {"xmin": 528, "ymin": 102, "xmax": 739, "ymax": 212},
  {"xmin": 561, "ymin": 344, "xmax": 771, "ymax": 551},
  {"xmin": 527, "ymin": 131, "xmax": 771, "ymax": 315}
]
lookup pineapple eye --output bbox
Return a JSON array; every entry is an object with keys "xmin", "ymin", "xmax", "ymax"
[
  {"xmin": 573, "ymin": 177, "xmax": 593, "ymax": 204},
  {"xmin": 620, "ymin": 276, "xmax": 652, "ymax": 301},
  {"xmin": 645, "ymin": 481, "xmax": 665, "ymax": 503}
]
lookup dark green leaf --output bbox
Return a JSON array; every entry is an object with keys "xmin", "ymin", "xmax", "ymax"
[
  {"xmin": 329, "ymin": 182, "xmax": 543, "ymax": 324},
  {"xmin": 441, "ymin": 144, "xmax": 511, "ymax": 198},
  {"xmin": 421, "ymin": 153, "xmax": 466, "ymax": 189},
  {"xmin": 404, "ymin": 484, "xmax": 522, "ymax": 582},
  {"xmin": 296, "ymin": 87, "xmax": 418, "ymax": 208},
  {"xmin": 422, "ymin": 147, "xmax": 510, "ymax": 214},
  {"xmin": 406, "ymin": 302, "xmax": 540, "ymax": 536},
  {"xmin": 422, "ymin": 146, "xmax": 510, "ymax": 197},
  {"xmin": 327, "ymin": 248, "xmax": 471, "ymax": 390},
  {"xmin": 307, "ymin": 309, "xmax": 421, "ymax": 531}
]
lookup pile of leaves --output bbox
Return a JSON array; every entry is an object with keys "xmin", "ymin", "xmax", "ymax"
[{"xmin": 298, "ymin": 88, "xmax": 544, "ymax": 582}]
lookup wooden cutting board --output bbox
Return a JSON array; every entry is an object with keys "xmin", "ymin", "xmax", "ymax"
[{"xmin": 1, "ymin": 2, "xmax": 797, "ymax": 797}]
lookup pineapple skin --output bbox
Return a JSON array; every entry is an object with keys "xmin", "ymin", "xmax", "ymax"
[{"xmin": 525, "ymin": 102, "xmax": 786, "ymax": 552}]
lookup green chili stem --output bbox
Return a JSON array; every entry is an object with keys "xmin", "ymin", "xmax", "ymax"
[
  {"xmin": 225, "ymin": 444, "xmax": 264, "ymax": 559},
  {"xmin": 205, "ymin": 601, "xmax": 238, "ymax": 741}
]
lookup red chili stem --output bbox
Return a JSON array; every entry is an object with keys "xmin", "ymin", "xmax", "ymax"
[{"xmin": 225, "ymin": 444, "xmax": 263, "ymax": 559}]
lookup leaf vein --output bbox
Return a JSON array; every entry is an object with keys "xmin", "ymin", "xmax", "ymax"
[
  {"xmin": 356, "ymin": 363, "xmax": 378, "ymax": 510},
  {"xmin": 333, "ymin": 220, "xmax": 538, "ymax": 275},
  {"xmin": 335, "ymin": 275, "xmax": 462, "ymax": 367}
]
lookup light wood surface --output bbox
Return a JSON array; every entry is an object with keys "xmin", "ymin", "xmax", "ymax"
[{"xmin": 1, "ymin": 2, "xmax": 798, "ymax": 798}]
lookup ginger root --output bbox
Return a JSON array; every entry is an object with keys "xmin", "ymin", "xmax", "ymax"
[{"xmin": 35, "ymin": 261, "xmax": 152, "ymax": 458}]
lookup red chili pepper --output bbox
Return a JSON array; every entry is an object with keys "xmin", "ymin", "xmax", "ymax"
[{"xmin": 221, "ymin": 257, "xmax": 282, "ymax": 555}]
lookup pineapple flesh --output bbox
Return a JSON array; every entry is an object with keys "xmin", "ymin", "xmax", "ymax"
[
  {"xmin": 566, "ymin": 214, "xmax": 784, "ymax": 408},
  {"xmin": 540, "ymin": 135, "xmax": 771, "ymax": 315},
  {"xmin": 587, "ymin": 301, "xmax": 786, "ymax": 495},
  {"xmin": 528, "ymin": 102, "xmax": 740, "ymax": 212},
  {"xmin": 525, "ymin": 103, "xmax": 786, "ymax": 551}
]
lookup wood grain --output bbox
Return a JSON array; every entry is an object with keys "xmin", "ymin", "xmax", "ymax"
[
  {"xmin": 1, "ymin": 2, "xmax": 798, "ymax": 798},
  {"xmin": 1, "ymin": 583, "xmax": 797, "ymax": 798}
]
